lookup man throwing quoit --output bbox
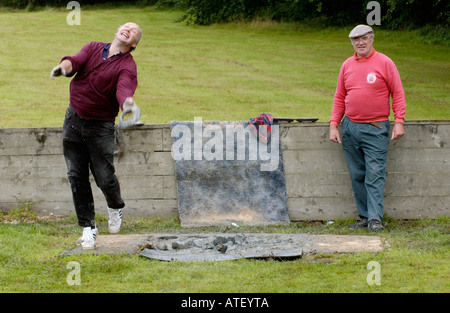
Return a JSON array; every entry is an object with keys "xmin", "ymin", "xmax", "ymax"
[
  {"xmin": 329, "ymin": 25, "xmax": 406, "ymax": 232},
  {"xmin": 51, "ymin": 22, "xmax": 142, "ymax": 249}
]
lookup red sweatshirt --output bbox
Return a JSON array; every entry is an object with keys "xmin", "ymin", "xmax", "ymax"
[
  {"xmin": 330, "ymin": 49, "xmax": 406, "ymax": 126},
  {"xmin": 61, "ymin": 41, "xmax": 138, "ymax": 121}
]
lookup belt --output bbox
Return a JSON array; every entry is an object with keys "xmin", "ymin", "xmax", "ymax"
[{"xmin": 369, "ymin": 122, "xmax": 383, "ymax": 129}]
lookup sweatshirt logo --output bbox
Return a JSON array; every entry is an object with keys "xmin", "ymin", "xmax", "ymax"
[{"xmin": 367, "ymin": 72, "xmax": 377, "ymax": 84}]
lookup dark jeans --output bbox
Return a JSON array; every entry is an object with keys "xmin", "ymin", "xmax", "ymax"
[
  {"xmin": 341, "ymin": 117, "xmax": 390, "ymax": 223},
  {"xmin": 62, "ymin": 107, "xmax": 124, "ymax": 227}
]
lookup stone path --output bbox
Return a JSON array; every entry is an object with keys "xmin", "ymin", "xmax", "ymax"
[{"xmin": 60, "ymin": 233, "xmax": 387, "ymax": 261}]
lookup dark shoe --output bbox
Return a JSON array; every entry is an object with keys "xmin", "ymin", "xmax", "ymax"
[
  {"xmin": 368, "ymin": 219, "xmax": 385, "ymax": 232},
  {"xmin": 349, "ymin": 217, "xmax": 368, "ymax": 229}
]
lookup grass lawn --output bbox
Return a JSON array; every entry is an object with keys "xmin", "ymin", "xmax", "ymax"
[
  {"xmin": 0, "ymin": 7, "xmax": 449, "ymax": 128},
  {"xmin": 0, "ymin": 213, "xmax": 449, "ymax": 293}
]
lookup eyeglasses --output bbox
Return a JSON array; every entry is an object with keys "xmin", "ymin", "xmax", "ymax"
[{"xmin": 351, "ymin": 35, "xmax": 371, "ymax": 43}]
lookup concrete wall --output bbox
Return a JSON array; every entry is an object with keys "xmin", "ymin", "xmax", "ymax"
[{"xmin": 1, "ymin": 121, "xmax": 448, "ymax": 220}]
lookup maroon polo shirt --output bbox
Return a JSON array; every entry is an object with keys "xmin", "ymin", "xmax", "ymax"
[{"xmin": 61, "ymin": 41, "xmax": 138, "ymax": 121}]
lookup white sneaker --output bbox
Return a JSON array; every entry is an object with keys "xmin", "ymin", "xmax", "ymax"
[
  {"xmin": 108, "ymin": 207, "xmax": 123, "ymax": 234},
  {"xmin": 81, "ymin": 226, "xmax": 98, "ymax": 250}
]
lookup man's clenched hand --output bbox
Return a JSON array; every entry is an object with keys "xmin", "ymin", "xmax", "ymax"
[{"xmin": 50, "ymin": 65, "xmax": 66, "ymax": 79}]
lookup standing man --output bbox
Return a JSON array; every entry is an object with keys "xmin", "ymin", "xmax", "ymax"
[
  {"xmin": 329, "ymin": 25, "xmax": 406, "ymax": 231},
  {"xmin": 51, "ymin": 22, "xmax": 142, "ymax": 249}
]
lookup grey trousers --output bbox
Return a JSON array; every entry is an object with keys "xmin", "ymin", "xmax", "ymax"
[{"xmin": 341, "ymin": 117, "xmax": 390, "ymax": 222}]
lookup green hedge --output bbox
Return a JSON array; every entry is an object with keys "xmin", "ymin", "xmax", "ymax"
[
  {"xmin": 1, "ymin": 0, "xmax": 448, "ymax": 31},
  {"xmin": 177, "ymin": 0, "xmax": 449, "ymax": 29},
  {"xmin": 0, "ymin": 0, "xmax": 145, "ymax": 8}
]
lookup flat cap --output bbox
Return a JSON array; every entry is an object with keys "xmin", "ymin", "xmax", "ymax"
[{"xmin": 348, "ymin": 24, "xmax": 373, "ymax": 38}]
